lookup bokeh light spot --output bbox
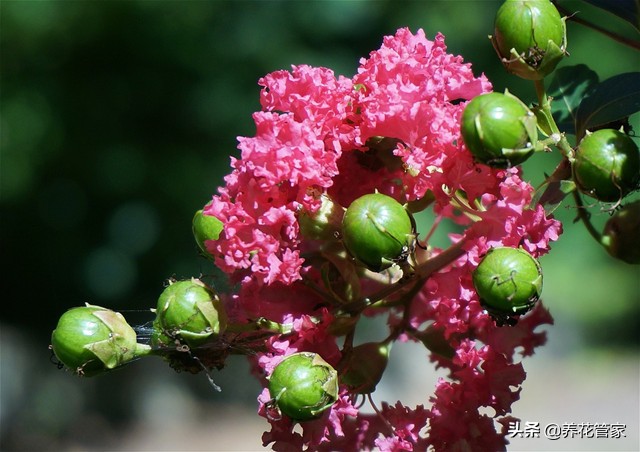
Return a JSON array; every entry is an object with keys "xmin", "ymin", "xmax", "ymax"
[
  {"xmin": 84, "ymin": 247, "xmax": 137, "ymax": 301},
  {"xmin": 107, "ymin": 201, "xmax": 160, "ymax": 256}
]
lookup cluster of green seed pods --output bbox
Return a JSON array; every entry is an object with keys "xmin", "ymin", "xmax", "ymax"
[
  {"xmin": 49, "ymin": 0, "xmax": 639, "ymax": 430},
  {"xmin": 50, "ymin": 278, "xmax": 227, "ymax": 377},
  {"xmin": 477, "ymin": 0, "xmax": 640, "ymax": 265}
]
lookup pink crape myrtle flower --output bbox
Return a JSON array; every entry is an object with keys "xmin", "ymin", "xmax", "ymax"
[
  {"xmin": 351, "ymin": 29, "xmax": 493, "ymax": 205},
  {"xmin": 203, "ymin": 27, "xmax": 560, "ymax": 451}
]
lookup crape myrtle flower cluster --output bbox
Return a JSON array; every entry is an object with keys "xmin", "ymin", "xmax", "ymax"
[
  {"xmin": 202, "ymin": 28, "xmax": 560, "ymax": 450},
  {"xmin": 50, "ymin": 1, "xmax": 640, "ymax": 450}
]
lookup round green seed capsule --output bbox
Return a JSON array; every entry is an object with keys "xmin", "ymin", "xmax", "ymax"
[
  {"xmin": 341, "ymin": 193, "xmax": 414, "ymax": 272},
  {"xmin": 339, "ymin": 341, "xmax": 390, "ymax": 394},
  {"xmin": 152, "ymin": 278, "xmax": 227, "ymax": 349},
  {"xmin": 472, "ymin": 247, "xmax": 543, "ymax": 324},
  {"xmin": 573, "ymin": 129, "xmax": 640, "ymax": 202},
  {"xmin": 602, "ymin": 200, "xmax": 640, "ymax": 264},
  {"xmin": 298, "ymin": 195, "xmax": 344, "ymax": 241},
  {"xmin": 461, "ymin": 91, "xmax": 538, "ymax": 168},
  {"xmin": 51, "ymin": 304, "xmax": 141, "ymax": 376},
  {"xmin": 268, "ymin": 352, "xmax": 338, "ymax": 422},
  {"xmin": 192, "ymin": 206, "xmax": 223, "ymax": 257},
  {"xmin": 492, "ymin": 0, "xmax": 567, "ymax": 80}
]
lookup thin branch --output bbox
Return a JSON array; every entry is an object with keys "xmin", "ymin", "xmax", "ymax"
[
  {"xmin": 340, "ymin": 239, "xmax": 468, "ymax": 314},
  {"xmin": 554, "ymin": 2, "xmax": 640, "ymax": 51},
  {"xmin": 572, "ymin": 190, "xmax": 603, "ymax": 243}
]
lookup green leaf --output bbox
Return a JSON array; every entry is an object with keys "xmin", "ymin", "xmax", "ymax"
[
  {"xmin": 530, "ymin": 159, "xmax": 575, "ymax": 215},
  {"xmin": 547, "ymin": 64, "xmax": 599, "ymax": 136},
  {"xmin": 582, "ymin": 0, "xmax": 639, "ymax": 31},
  {"xmin": 575, "ymin": 72, "xmax": 640, "ymax": 140},
  {"xmin": 532, "ymin": 179, "xmax": 577, "ymax": 215}
]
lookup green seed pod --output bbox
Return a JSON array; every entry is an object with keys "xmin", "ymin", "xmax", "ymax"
[
  {"xmin": 341, "ymin": 193, "xmax": 414, "ymax": 272},
  {"xmin": 573, "ymin": 129, "xmax": 640, "ymax": 202},
  {"xmin": 406, "ymin": 190, "xmax": 435, "ymax": 214},
  {"xmin": 298, "ymin": 195, "xmax": 345, "ymax": 241},
  {"xmin": 192, "ymin": 206, "xmax": 223, "ymax": 257},
  {"xmin": 491, "ymin": 0, "xmax": 567, "ymax": 80},
  {"xmin": 51, "ymin": 304, "xmax": 141, "ymax": 376},
  {"xmin": 411, "ymin": 325, "xmax": 456, "ymax": 360},
  {"xmin": 472, "ymin": 247, "xmax": 543, "ymax": 325},
  {"xmin": 339, "ymin": 341, "xmax": 390, "ymax": 394},
  {"xmin": 152, "ymin": 278, "xmax": 227, "ymax": 349},
  {"xmin": 461, "ymin": 91, "xmax": 538, "ymax": 168},
  {"xmin": 268, "ymin": 352, "xmax": 339, "ymax": 421},
  {"xmin": 601, "ymin": 200, "xmax": 640, "ymax": 264}
]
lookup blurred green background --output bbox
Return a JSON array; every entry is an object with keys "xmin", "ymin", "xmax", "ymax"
[{"xmin": 1, "ymin": 1, "xmax": 638, "ymax": 451}]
